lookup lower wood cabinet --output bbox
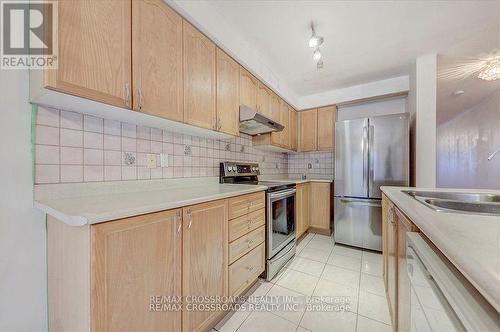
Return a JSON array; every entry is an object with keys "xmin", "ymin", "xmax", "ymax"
[
  {"xmin": 229, "ymin": 243, "xmax": 265, "ymax": 296},
  {"xmin": 47, "ymin": 195, "xmax": 252, "ymax": 332},
  {"xmin": 295, "ymin": 183, "xmax": 310, "ymax": 239},
  {"xmin": 382, "ymin": 193, "xmax": 420, "ymax": 332},
  {"xmin": 309, "ymin": 182, "xmax": 331, "ymax": 235},
  {"xmin": 91, "ymin": 209, "xmax": 183, "ymax": 331}
]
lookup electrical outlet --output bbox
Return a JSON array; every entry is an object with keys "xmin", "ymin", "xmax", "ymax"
[
  {"xmin": 147, "ymin": 154, "xmax": 157, "ymax": 169},
  {"xmin": 160, "ymin": 153, "xmax": 168, "ymax": 167}
]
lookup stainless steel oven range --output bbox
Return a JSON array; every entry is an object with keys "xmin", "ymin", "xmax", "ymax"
[{"xmin": 220, "ymin": 161, "xmax": 296, "ymax": 281}]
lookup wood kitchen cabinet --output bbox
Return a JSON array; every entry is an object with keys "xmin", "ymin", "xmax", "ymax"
[
  {"xmin": 132, "ymin": 0, "xmax": 183, "ymax": 121},
  {"xmin": 91, "ymin": 209, "xmax": 183, "ymax": 331},
  {"xmin": 396, "ymin": 208, "xmax": 418, "ymax": 332},
  {"xmin": 45, "ymin": 0, "xmax": 132, "ymax": 108},
  {"xmin": 216, "ymin": 49, "xmax": 240, "ymax": 136},
  {"xmin": 382, "ymin": 193, "xmax": 420, "ymax": 331},
  {"xmin": 257, "ymin": 83, "xmax": 272, "ymax": 118},
  {"xmin": 289, "ymin": 108, "xmax": 298, "ymax": 151},
  {"xmin": 280, "ymin": 102, "xmax": 291, "ymax": 149},
  {"xmin": 269, "ymin": 93, "xmax": 282, "ymax": 123},
  {"xmin": 183, "ymin": 20, "xmax": 217, "ymax": 130},
  {"xmin": 295, "ymin": 183, "xmax": 311, "ymax": 239},
  {"xmin": 317, "ymin": 105, "xmax": 336, "ymax": 151},
  {"xmin": 309, "ymin": 182, "xmax": 331, "ymax": 235},
  {"xmin": 299, "ymin": 109, "xmax": 318, "ymax": 152},
  {"xmin": 239, "ymin": 67, "xmax": 258, "ymax": 110},
  {"xmin": 182, "ymin": 200, "xmax": 228, "ymax": 332},
  {"xmin": 384, "ymin": 194, "xmax": 398, "ymax": 328}
]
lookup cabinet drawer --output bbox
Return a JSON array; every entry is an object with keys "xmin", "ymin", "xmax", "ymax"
[
  {"xmin": 229, "ymin": 208, "xmax": 265, "ymax": 242},
  {"xmin": 228, "ymin": 192, "xmax": 265, "ymax": 219},
  {"xmin": 229, "ymin": 243, "xmax": 265, "ymax": 296},
  {"xmin": 229, "ymin": 226, "xmax": 265, "ymax": 264}
]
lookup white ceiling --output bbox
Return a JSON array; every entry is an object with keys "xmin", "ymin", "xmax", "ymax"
[{"xmin": 206, "ymin": 0, "xmax": 499, "ymax": 97}]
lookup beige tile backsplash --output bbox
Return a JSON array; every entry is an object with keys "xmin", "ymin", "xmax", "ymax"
[{"xmin": 34, "ymin": 106, "xmax": 295, "ymax": 184}]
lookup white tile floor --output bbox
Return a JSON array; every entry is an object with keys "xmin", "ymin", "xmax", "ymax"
[{"xmin": 214, "ymin": 233, "xmax": 392, "ymax": 332}]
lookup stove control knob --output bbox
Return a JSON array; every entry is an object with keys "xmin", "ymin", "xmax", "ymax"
[
  {"xmin": 231, "ymin": 166, "xmax": 236, "ymax": 172},
  {"xmin": 226, "ymin": 166, "xmax": 232, "ymax": 173}
]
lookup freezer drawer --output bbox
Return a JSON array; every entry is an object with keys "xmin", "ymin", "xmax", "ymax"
[{"xmin": 334, "ymin": 197, "xmax": 382, "ymax": 251}]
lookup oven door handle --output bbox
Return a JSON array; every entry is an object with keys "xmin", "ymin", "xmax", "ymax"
[{"xmin": 269, "ymin": 189, "xmax": 296, "ymax": 200}]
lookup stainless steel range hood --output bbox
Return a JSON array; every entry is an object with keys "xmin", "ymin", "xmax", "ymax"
[{"xmin": 239, "ymin": 105, "xmax": 284, "ymax": 135}]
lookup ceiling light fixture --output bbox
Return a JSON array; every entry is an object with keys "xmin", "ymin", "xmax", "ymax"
[
  {"xmin": 309, "ymin": 22, "xmax": 325, "ymax": 69},
  {"xmin": 478, "ymin": 56, "xmax": 500, "ymax": 81},
  {"xmin": 309, "ymin": 23, "xmax": 324, "ymax": 48},
  {"xmin": 313, "ymin": 48, "xmax": 322, "ymax": 61}
]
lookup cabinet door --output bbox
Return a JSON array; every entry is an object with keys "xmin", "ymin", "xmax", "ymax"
[
  {"xmin": 183, "ymin": 200, "xmax": 228, "ymax": 332},
  {"xmin": 317, "ymin": 106, "xmax": 336, "ymax": 151},
  {"xmin": 91, "ymin": 209, "xmax": 182, "ymax": 331},
  {"xmin": 295, "ymin": 184, "xmax": 305, "ymax": 239},
  {"xmin": 183, "ymin": 20, "xmax": 216, "ymax": 130},
  {"xmin": 290, "ymin": 108, "xmax": 298, "ymax": 151},
  {"xmin": 240, "ymin": 67, "xmax": 258, "ymax": 110},
  {"xmin": 397, "ymin": 209, "xmax": 418, "ymax": 332},
  {"xmin": 216, "ymin": 49, "xmax": 240, "ymax": 136},
  {"xmin": 270, "ymin": 97, "xmax": 282, "ymax": 146},
  {"xmin": 280, "ymin": 103, "xmax": 291, "ymax": 149},
  {"xmin": 304, "ymin": 183, "xmax": 311, "ymax": 230},
  {"xmin": 257, "ymin": 83, "xmax": 271, "ymax": 117},
  {"xmin": 309, "ymin": 182, "xmax": 331, "ymax": 234},
  {"xmin": 132, "ymin": 0, "xmax": 183, "ymax": 121},
  {"xmin": 382, "ymin": 194, "xmax": 389, "ymax": 289},
  {"xmin": 269, "ymin": 93, "xmax": 281, "ymax": 123},
  {"xmin": 387, "ymin": 201, "xmax": 398, "ymax": 327},
  {"xmin": 299, "ymin": 109, "xmax": 318, "ymax": 152},
  {"xmin": 46, "ymin": 0, "xmax": 131, "ymax": 108}
]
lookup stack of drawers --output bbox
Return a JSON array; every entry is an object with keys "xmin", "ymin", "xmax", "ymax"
[{"xmin": 227, "ymin": 191, "xmax": 266, "ymax": 297}]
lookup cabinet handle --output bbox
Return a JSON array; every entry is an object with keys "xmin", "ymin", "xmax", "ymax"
[
  {"xmin": 123, "ymin": 83, "xmax": 130, "ymax": 106},
  {"xmin": 218, "ymin": 118, "xmax": 222, "ymax": 130},
  {"xmin": 187, "ymin": 209, "xmax": 193, "ymax": 229},
  {"xmin": 176, "ymin": 211, "xmax": 182, "ymax": 234},
  {"xmin": 138, "ymin": 88, "xmax": 144, "ymax": 110}
]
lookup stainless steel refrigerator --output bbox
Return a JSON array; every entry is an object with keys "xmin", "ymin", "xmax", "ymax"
[{"xmin": 334, "ymin": 113, "xmax": 409, "ymax": 251}]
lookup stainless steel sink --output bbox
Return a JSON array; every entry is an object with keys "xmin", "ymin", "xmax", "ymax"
[{"xmin": 403, "ymin": 190, "xmax": 500, "ymax": 216}]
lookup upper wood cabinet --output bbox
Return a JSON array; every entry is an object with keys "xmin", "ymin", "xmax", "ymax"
[
  {"xmin": 317, "ymin": 105, "xmax": 336, "ymax": 151},
  {"xmin": 45, "ymin": 0, "xmax": 132, "ymax": 108},
  {"xmin": 132, "ymin": 0, "xmax": 183, "ymax": 121},
  {"xmin": 183, "ymin": 20, "xmax": 217, "ymax": 130},
  {"xmin": 239, "ymin": 67, "xmax": 258, "ymax": 110},
  {"xmin": 269, "ymin": 93, "xmax": 281, "ymax": 123},
  {"xmin": 182, "ymin": 200, "xmax": 228, "ymax": 332},
  {"xmin": 280, "ymin": 103, "xmax": 290, "ymax": 149},
  {"xmin": 290, "ymin": 108, "xmax": 298, "ymax": 151},
  {"xmin": 299, "ymin": 109, "xmax": 318, "ymax": 152},
  {"xmin": 91, "ymin": 209, "xmax": 182, "ymax": 331},
  {"xmin": 257, "ymin": 83, "xmax": 271, "ymax": 118},
  {"xmin": 216, "ymin": 49, "xmax": 240, "ymax": 136}
]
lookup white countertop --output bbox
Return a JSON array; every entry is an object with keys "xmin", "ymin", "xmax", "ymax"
[
  {"xmin": 381, "ymin": 186, "xmax": 500, "ymax": 312},
  {"xmin": 35, "ymin": 178, "xmax": 267, "ymax": 226}
]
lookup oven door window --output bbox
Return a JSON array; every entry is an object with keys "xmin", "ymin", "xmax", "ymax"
[{"xmin": 270, "ymin": 195, "xmax": 295, "ymax": 253}]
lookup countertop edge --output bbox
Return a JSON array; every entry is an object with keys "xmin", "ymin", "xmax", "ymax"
[{"xmin": 36, "ymin": 185, "xmax": 268, "ymax": 226}]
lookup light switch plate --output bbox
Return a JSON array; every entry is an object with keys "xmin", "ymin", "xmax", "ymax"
[
  {"xmin": 147, "ymin": 154, "xmax": 157, "ymax": 169},
  {"xmin": 160, "ymin": 153, "xmax": 168, "ymax": 167}
]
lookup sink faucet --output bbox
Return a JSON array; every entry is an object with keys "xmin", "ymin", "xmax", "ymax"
[{"xmin": 487, "ymin": 148, "xmax": 500, "ymax": 161}]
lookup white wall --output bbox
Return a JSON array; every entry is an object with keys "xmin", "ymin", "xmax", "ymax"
[
  {"xmin": 437, "ymin": 90, "xmax": 500, "ymax": 189},
  {"xmin": 298, "ymin": 76, "xmax": 409, "ymax": 110},
  {"xmin": 415, "ymin": 54, "xmax": 437, "ymax": 187},
  {"xmin": 0, "ymin": 70, "xmax": 47, "ymax": 331}
]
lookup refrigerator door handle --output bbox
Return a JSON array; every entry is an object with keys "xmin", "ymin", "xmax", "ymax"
[
  {"xmin": 369, "ymin": 125, "xmax": 375, "ymax": 195},
  {"xmin": 340, "ymin": 197, "xmax": 381, "ymax": 207},
  {"xmin": 362, "ymin": 126, "xmax": 369, "ymax": 196}
]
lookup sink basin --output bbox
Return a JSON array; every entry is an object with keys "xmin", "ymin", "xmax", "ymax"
[
  {"xmin": 424, "ymin": 199, "xmax": 500, "ymax": 215},
  {"xmin": 405, "ymin": 190, "xmax": 500, "ymax": 203},
  {"xmin": 403, "ymin": 190, "xmax": 500, "ymax": 216}
]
